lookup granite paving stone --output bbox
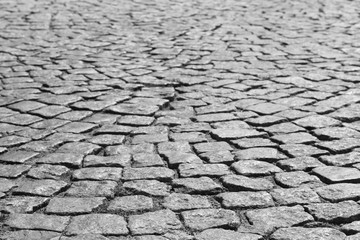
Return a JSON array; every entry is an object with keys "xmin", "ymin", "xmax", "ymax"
[{"xmin": 1, "ymin": 0, "xmax": 360, "ymax": 238}]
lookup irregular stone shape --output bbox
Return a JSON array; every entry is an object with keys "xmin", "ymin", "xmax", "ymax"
[
  {"xmin": 163, "ymin": 193, "xmax": 211, "ymax": 211},
  {"xmin": 234, "ymin": 147, "xmax": 279, "ymax": 161},
  {"xmin": 83, "ymin": 154, "xmax": 131, "ymax": 167},
  {"xmin": 13, "ymin": 180, "xmax": 68, "ymax": 196},
  {"xmin": 118, "ymin": 115, "xmax": 155, "ymax": 126},
  {"xmin": 245, "ymin": 206, "xmax": 314, "ymax": 234},
  {"xmin": 200, "ymin": 151, "xmax": 234, "ymax": 163},
  {"xmin": 0, "ymin": 164, "xmax": 31, "ymax": 178},
  {"xmin": 181, "ymin": 209, "xmax": 239, "ymax": 231},
  {"xmin": 341, "ymin": 221, "xmax": 360, "ymax": 234},
  {"xmin": 0, "ymin": 178, "xmax": 17, "ymax": 192},
  {"xmin": 270, "ymin": 227, "xmax": 346, "ymax": 240},
  {"xmin": 275, "ymin": 171, "xmax": 320, "ymax": 188},
  {"xmin": 280, "ymin": 144, "xmax": 328, "ymax": 157},
  {"xmin": 57, "ymin": 142, "xmax": 101, "ymax": 155},
  {"xmin": 246, "ymin": 103, "xmax": 288, "ymax": 115},
  {"xmin": 178, "ymin": 163, "xmax": 230, "ymax": 177},
  {"xmin": 320, "ymin": 152, "xmax": 360, "ymax": 166},
  {"xmin": 108, "ymin": 195, "xmax": 153, "ymax": 212},
  {"xmin": 312, "ymin": 166, "xmax": 360, "ymax": 183},
  {"xmin": 128, "ymin": 209, "xmax": 182, "ymax": 235},
  {"xmin": 313, "ymin": 127, "xmax": 360, "ymax": 140},
  {"xmin": 221, "ymin": 175, "xmax": 274, "ymax": 191},
  {"xmin": 211, "ymin": 129, "xmax": 266, "ymax": 140},
  {"xmin": 218, "ymin": 191, "xmax": 274, "ymax": 208},
  {"xmin": 0, "ymin": 230, "xmax": 60, "ymax": 240},
  {"xmin": 5, "ymin": 213, "xmax": 69, "ymax": 232},
  {"xmin": 194, "ymin": 142, "xmax": 232, "ymax": 153},
  {"xmin": 163, "ymin": 152, "xmax": 203, "ymax": 167},
  {"xmin": 72, "ymin": 167, "xmax": 123, "ymax": 181},
  {"xmin": 194, "ymin": 113, "xmax": 239, "ymax": 123},
  {"xmin": 36, "ymin": 153, "xmax": 83, "ymax": 168},
  {"xmin": 123, "ymin": 180, "xmax": 170, "ymax": 196},
  {"xmin": 294, "ymin": 115, "xmax": 341, "ymax": 129},
  {"xmin": 61, "ymin": 234, "xmax": 110, "ymax": 240},
  {"xmin": 122, "ymin": 167, "xmax": 175, "ymax": 181},
  {"xmin": 158, "ymin": 141, "xmax": 192, "ymax": 154},
  {"xmin": 232, "ymin": 138, "xmax": 277, "ymax": 149},
  {"xmin": 172, "ymin": 177, "xmax": 222, "ymax": 194},
  {"xmin": 66, "ymin": 214, "xmax": 128, "ymax": 235},
  {"xmin": 169, "ymin": 132, "xmax": 207, "ymax": 143},
  {"xmin": 87, "ymin": 134, "xmax": 125, "ymax": 145},
  {"xmin": 345, "ymin": 233, "xmax": 360, "ymax": 240},
  {"xmin": 305, "ymin": 201, "xmax": 360, "ymax": 223},
  {"xmin": 272, "ymin": 132, "xmax": 318, "ymax": 144},
  {"xmin": 132, "ymin": 134, "xmax": 168, "ymax": 144},
  {"xmin": 316, "ymin": 138, "xmax": 360, "ymax": 153},
  {"xmin": 0, "ymin": 136, "xmax": 29, "ymax": 147},
  {"xmin": 271, "ymin": 188, "xmax": 321, "ymax": 205},
  {"xmin": 27, "ymin": 164, "xmax": 70, "ymax": 179},
  {"xmin": 232, "ymin": 160, "xmax": 282, "ymax": 176},
  {"xmin": 316, "ymin": 183, "xmax": 360, "ymax": 202},
  {"xmin": 264, "ymin": 122, "xmax": 305, "ymax": 134},
  {"xmin": 0, "ymin": 151, "xmax": 38, "ymax": 163},
  {"xmin": 46, "ymin": 197, "xmax": 105, "ymax": 214},
  {"xmin": 195, "ymin": 228, "xmax": 262, "ymax": 240},
  {"xmin": 65, "ymin": 181, "xmax": 117, "ymax": 197},
  {"xmin": 277, "ymin": 157, "xmax": 325, "ymax": 171},
  {"xmin": 0, "ymin": 197, "xmax": 49, "ymax": 213},
  {"xmin": 108, "ymin": 103, "xmax": 159, "ymax": 116},
  {"xmin": 132, "ymin": 153, "xmax": 165, "ymax": 167}
]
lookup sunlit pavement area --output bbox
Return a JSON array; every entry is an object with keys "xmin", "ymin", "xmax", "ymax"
[{"xmin": 1, "ymin": 0, "xmax": 360, "ymax": 239}]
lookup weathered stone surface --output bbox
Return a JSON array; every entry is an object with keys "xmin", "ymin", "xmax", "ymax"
[
  {"xmin": 123, "ymin": 180, "xmax": 171, "ymax": 196},
  {"xmin": 27, "ymin": 164, "xmax": 70, "ymax": 179},
  {"xmin": 316, "ymin": 183, "xmax": 360, "ymax": 202},
  {"xmin": 312, "ymin": 166, "xmax": 360, "ymax": 183},
  {"xmin": 182, "ymin": 209, "xmax": 240, "ymax": 231},
  {"xmin": 221, "ymin": 175, "xmax": 274, "ymax": 191},
  {"xmin": 36, "ymin": 153, "xmax": 83, "ymax": 168},
  {"xmin": 245, "ymin": 206, "xmax": 314, "ymax": 234},
  {"xmin": 0, "ymin": 197, "xmax": 49, "ymax": 213},
  {"xmin": 72, "ymin": 167, "xmax": 123, "ymax": 181},
  {"xmin": 163, "ymin": 152, "xmax": 203, "ymax": 166},
  {"xmin": 0, "ymin": 230, "xmax": 60, "ymax": 240},
  {"xmin": 122, "ymin": 167, "xmax": 175, "ymax": 181},
  {"xmin": 275, "ymin": 171, "xmax": 321, "ymax": 188},
  {"xmin": 194, "ymin": 142, "xmax": 232, "ymax": 153},
  {"xmin": 172, "ymin": 177, "xmax": 222, "ymax": 194},
  {"xmin": 128, "ymin": 210, "xmax": 182, "ymax": 235},
  {"xmin": 46, "ymin": 197, "xmax": 105, "ymax": 214},
  {"xmin": 0, "ymin": 164, "xmax": 31, "ymax": 178},
  {"xmin": 108, "ymin": 195, "xmax": 153, "ymax": 212},
  {"xmin": 320, "ymin": 152, "xmax": 360, "ymax": 166},
  {"xmin": 271, "ymin": 188, "xmax": 321, "ymax": 205},
  {"xmin": 65, "ymin": 181, "xmax": 117, "ymax": 197},
  {"xmin": 178, "ymin": 163, "xmax": 230, "ymax": 177},
  {"xmin": 132, "ymin": 153, "xmax": 165, "ymax": 167},
  {"xmin": 234, "ymin": 147, "xmax": 279, "ymax": 161},
  {"xmin": 196, "ymin": 228, "xmax": 262, "ymax": 240},
  {"xmin": 277, "ymin": 156, "xmax": 326, "ymax": 171},
  {"xmin": 270, "ymin": 227, "xmax": 346, "ymax": 240},
  {"xmin": 211, "ymin": 129, "xmax": 266, "ymax": 140},
  {"xmin": 66, "ymin": 214, "xmax": 128, "ymax": 235},
  {"xmin": 232, "ymin": 160, "xmax": 282, "ymax": 176},
  {"xmin": 83, "ymin": 154, "xmax": 131, "ymax": 167},
  {"xmin": 5, "ymin": 213, "xmax": 69, "ymax": 232},
  {"xmin": 218, "ymin": 191, "xmax": 274, "ymax": 208},
  {"xmin": 305, "ymin": 201, "xmax": 360, "ymax": 223},
  {"xmin": 13, "ymin": 180, "xmax": 68, "ymax": 196},
  {"xmin": 0, "ymin": 151, "xmax": 38, "ymax": 163},
  {"xmin": 341, "ymin": 221, "xmax": 360, "ymax": 234},
  {"xmin": 163, "ymin": 193, "xmax": 211, "ymax": 211}
]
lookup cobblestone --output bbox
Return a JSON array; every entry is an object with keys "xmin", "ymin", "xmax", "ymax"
[{"xmin": 1, "ymin": 0, "xmax": 360, "ymax": 238}]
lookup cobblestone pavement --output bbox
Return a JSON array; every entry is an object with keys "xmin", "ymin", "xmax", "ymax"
[{"xmin": 0, "ymin": 0, "xmax": 360, "ymax": 239}]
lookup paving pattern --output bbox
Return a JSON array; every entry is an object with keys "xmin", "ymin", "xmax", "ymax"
[{"xmin": 0, "ymin": 0, "xmax": 360, "ymax": 239}]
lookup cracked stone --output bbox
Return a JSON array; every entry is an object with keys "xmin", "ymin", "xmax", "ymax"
[
  {"xmin": 13, "ymin": 179, "xmax": 68, "ymax": 197},
  {"xmin": 72, "ymin": 167, "xmax": 123, "ymax": 181},
  {"xmin": 172, "ymin": 177, "xmax": 222, "ymax": 194},
  {"xmin": 221, "ymin": 175, "xmax": 274, "ymax": 191},
  {"xmin": 0, "ymin": 197, "xmax": 49, "ymax": 213},
  {"xmin": 123, "ymin": 180, "xmax": 171, "ymax": 196},
  {"xmin": 232, "ymin": 160, "xmax": 282, "ymax": 176},
  {"xmin": 65, "ymin": 181, "xmax": 117, "ymax": 197},
  {"xmin": 46, "ymin": 197, "xmax": 105, "ymax": 214},
  {"xmin": 122, "ymin": 167, "xmax": 175, "ymax": 181},
  {"xmin": 315, "ymin": 183, "xmax": 360, "ymax": 202},
  {"xmin": 163, "ymin": 193, "xmax": 211, "ymax": 211},
  {"xmin": 108, "ymin": 195, "xmax": 153, "ymax": 212},
  {"xmin": 275, "ymin": 171, "xmax": 321, "ymax": 188},
  {"xmin": 271, "ymin": 188, "xmax": 321, "ymax": 205},
  {"xmin": 178, "ymin": 163, "xmax": 231, "ymax": 177}
]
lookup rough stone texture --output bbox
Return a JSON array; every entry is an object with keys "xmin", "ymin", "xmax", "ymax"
[
  {"xmin": 217, "ymin": 191, "xmax": 274, "ymax": 208},
  {"xmin": 270, "ymin": 227, "xmax": 346, "ymax": 240},
  {"xmin": 1, "ymin": 0, "xmax": 360, "ymax": 238},
  {"xmin": 128, "ymin": 210, "xmax": 182, "ymax": 235},
  {"xmin": 196, "ymin": 228, "xmax": 262, "ymax": 240},
  {"xmin": 108, "ymin": 195, "xmax": 154, "ymax": 212},
  {"xmin": 182, "ymin": 209, "xmax": 240, "ymax": 231},
  {"xmin": 245, "ymin": 206, "xmax": 314, "ymax": 234},
  {"xmin": 66, "ymin": 214, "xmax": 128, "ymax": 235},
  {"xmin": 5, "ymin": 213, "xmax": 69, "ymax": 232},
  {"xmin": 45, "ymin": 197, "xmax": 105, "ymax": 214}
]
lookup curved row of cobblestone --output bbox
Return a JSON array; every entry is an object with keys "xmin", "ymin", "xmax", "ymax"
[{"xmin": 1, "ymin": 0, "xmax": 360, "ymax": 239}]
